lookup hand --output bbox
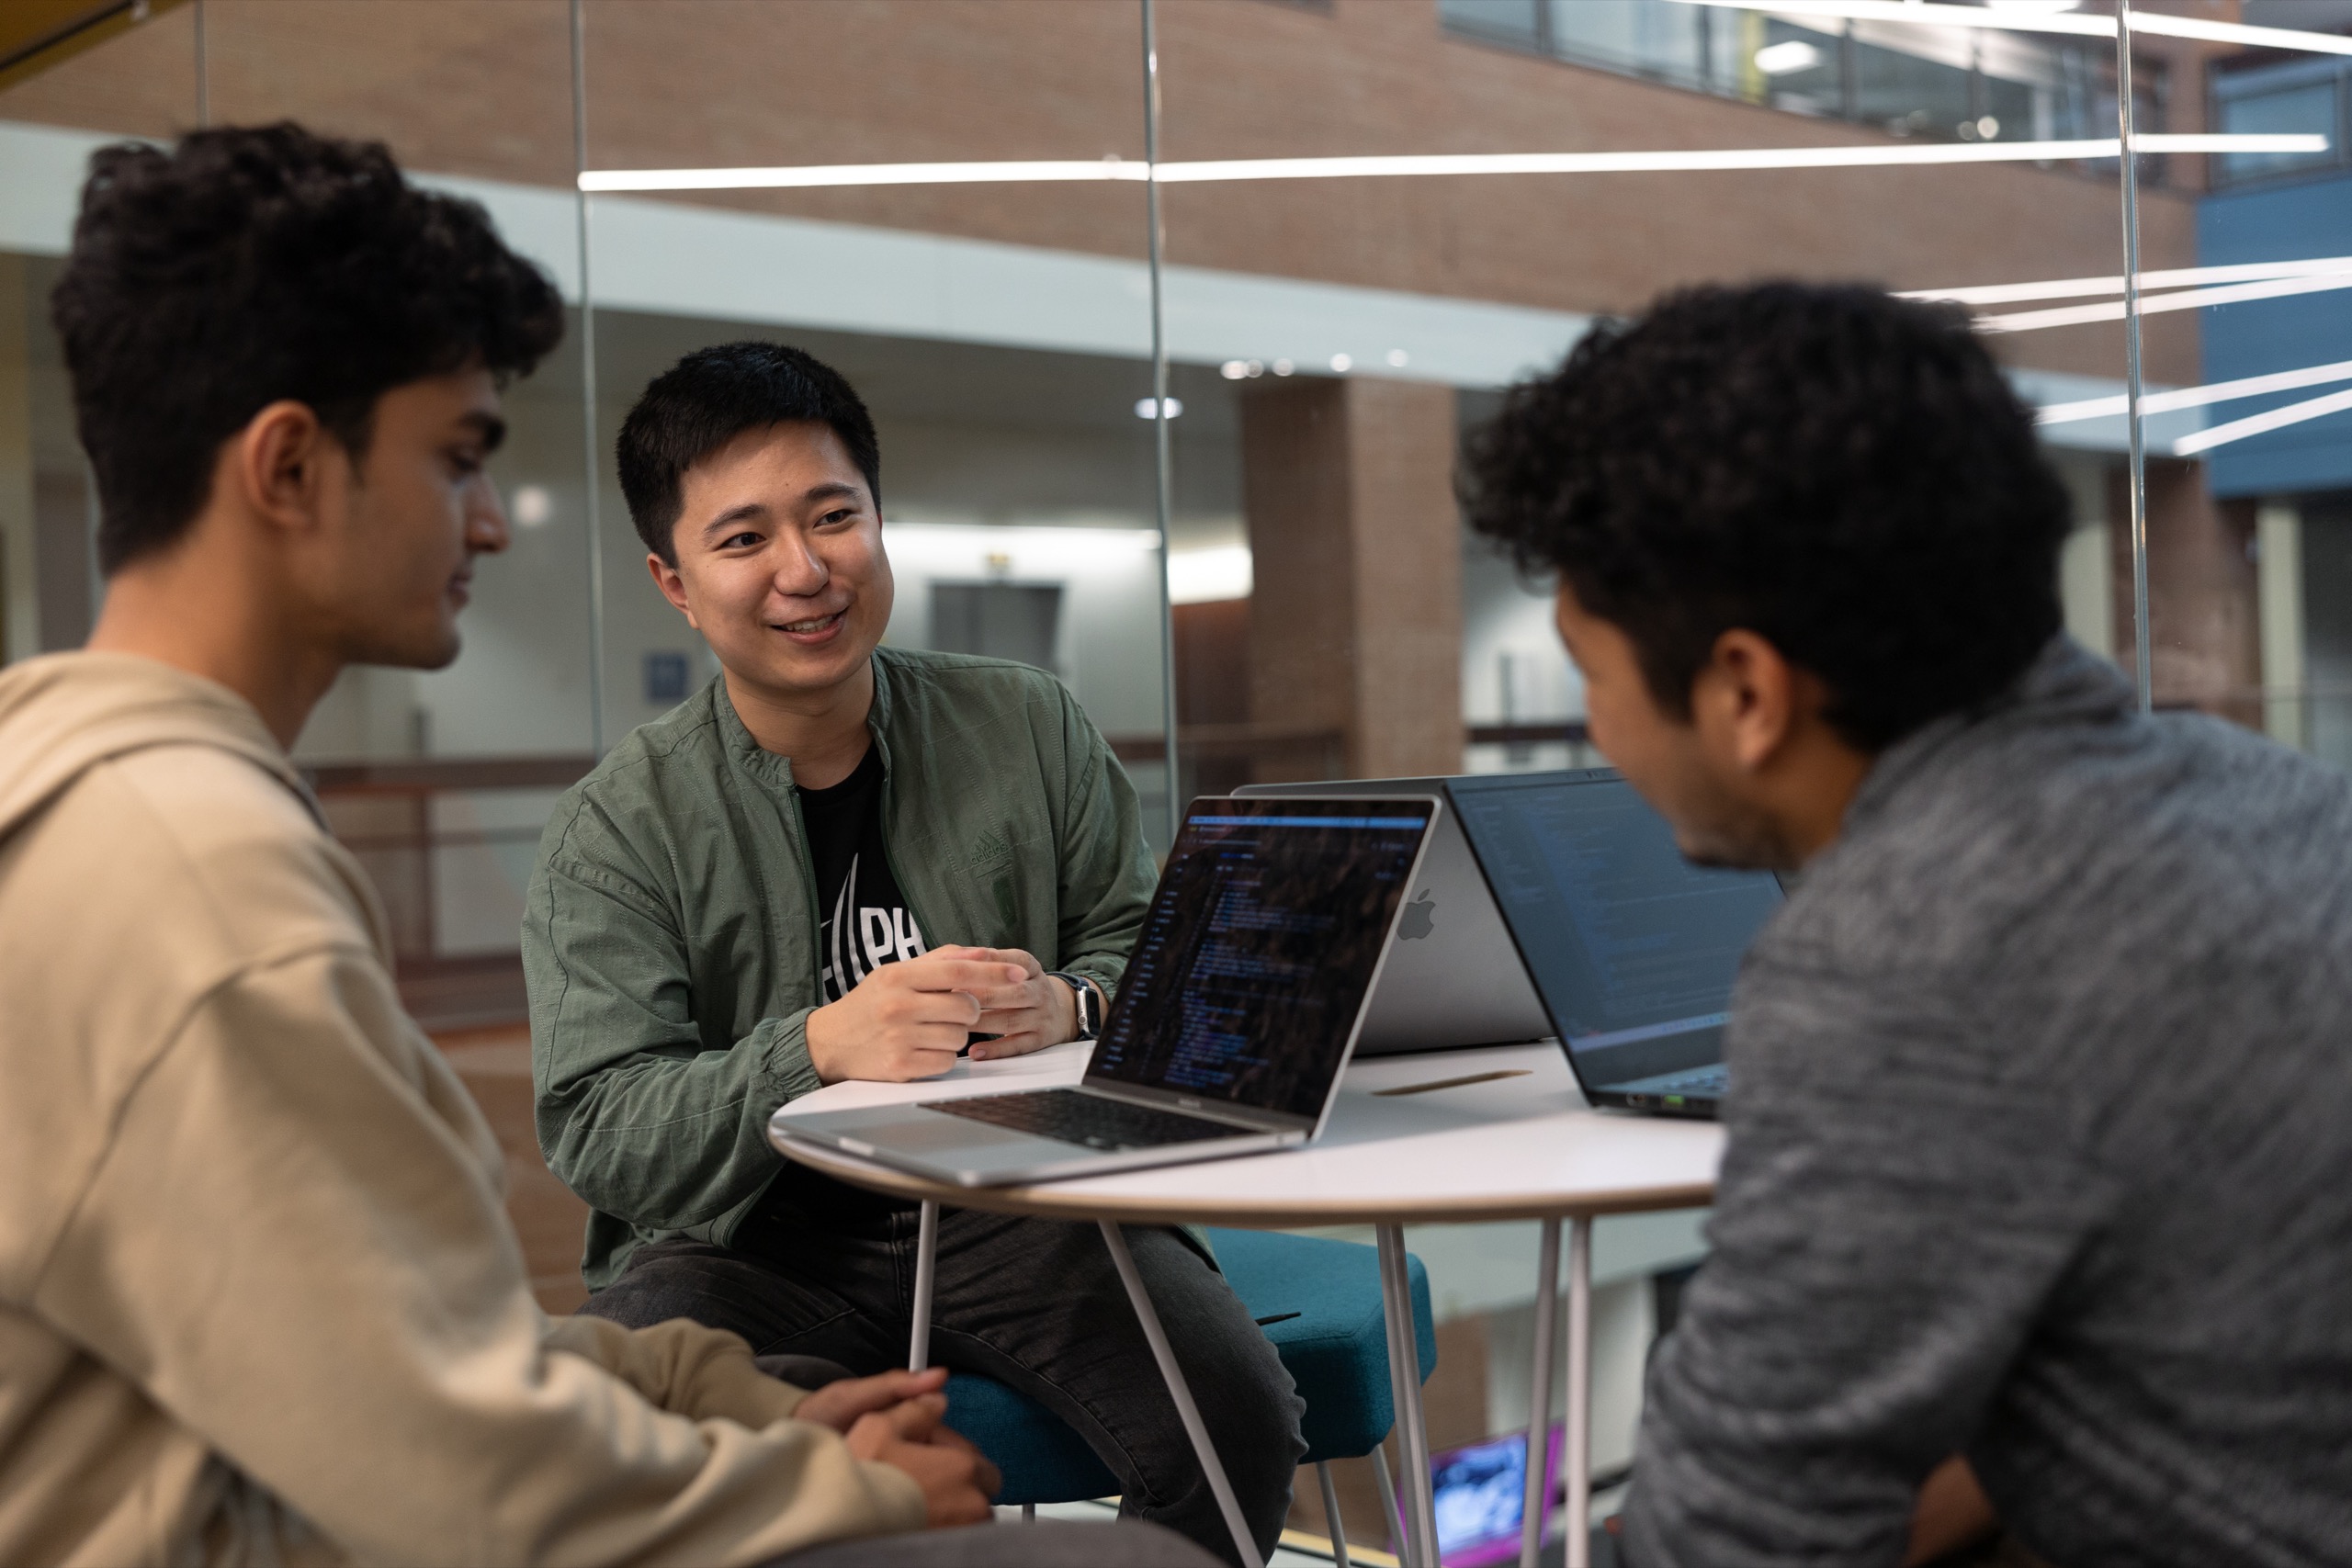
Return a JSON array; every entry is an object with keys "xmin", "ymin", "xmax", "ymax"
[
  {"xmin": 806, "ymin": 950, "xmax": 1030, "ymax": 1084},
  {"xmin": 961, "ymin": 947, "xmax": 1082, "ymax": 1062},
  {"xmin": 793, "ymin": 1366, "xmax": 946, "ymax": 1432},
  {"xmin": 843, "ymin": 1392, "xmax": 1001, "ymax": 1529}
]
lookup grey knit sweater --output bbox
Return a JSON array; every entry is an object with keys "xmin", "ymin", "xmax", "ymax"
[{"xmin": 1623, "ymin": 638, "xmax": 2352, "ymax": 1568}]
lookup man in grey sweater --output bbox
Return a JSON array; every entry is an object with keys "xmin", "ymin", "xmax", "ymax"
[{"xmin": 1462, "ymin": 283, "xmax": 2352, "ymax": 1567}]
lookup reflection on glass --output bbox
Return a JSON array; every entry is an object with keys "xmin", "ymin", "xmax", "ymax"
[
  {"xmin": 2213, "ymin": 62, "xmax": 2343, "ymax": 185},
  {"xmin": 1441, "ymin": 0, "xmax": 2154, "ymax": 155}
]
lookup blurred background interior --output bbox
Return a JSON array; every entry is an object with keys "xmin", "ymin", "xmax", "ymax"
[{"xmin": 5, "ymin": 0, "xmax": 2346, "ymax": 1557}]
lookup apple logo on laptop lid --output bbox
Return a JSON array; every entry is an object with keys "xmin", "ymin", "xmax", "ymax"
[{"xmin": 1396, "ymin": 891, "xmax": 1437, "ymax": 941}]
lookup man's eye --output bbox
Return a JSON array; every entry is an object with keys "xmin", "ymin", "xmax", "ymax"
[
  {"xmin": 721, "ymin": 531, "xmax": 763, "ymax": 550},
  {"xmin": 818, "ymin": 509, "xmax": 855, "ymax": 527}
]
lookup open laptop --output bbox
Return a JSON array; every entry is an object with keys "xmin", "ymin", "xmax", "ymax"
[
  {"xmin": 1236, "ymin": 776, "xmax": 1552, "ymax": 1056},
  {"xmin": 772, "ymin": 795, "xmax": 1438, "ymax": 1185},
  {"xmin": 1445, "ymin": 770, "xmax": 1785, "ymax": 1119}
]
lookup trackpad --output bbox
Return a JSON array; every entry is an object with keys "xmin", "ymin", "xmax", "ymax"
[{"xmin": 857, "ymin": 1112, "xmax": 1032, "ymax": 1151}]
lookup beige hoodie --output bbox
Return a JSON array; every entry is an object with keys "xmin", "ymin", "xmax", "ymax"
[{"xmin": 0, "ymin": 653, "xmax": 925, "ymax": 1567}]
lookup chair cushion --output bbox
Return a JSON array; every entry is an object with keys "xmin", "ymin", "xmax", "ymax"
[
  {"xmin": 1204, "ymin": 1227, "xmax": 1438, "ymax": 1464},
  {"xmin": 939, "ymin": 1229, "xmax": 1439, "ymax": 1499},
  {"xmin": 944, "ymin": 1373, "xmax": 1119, "ymax": 1506}
]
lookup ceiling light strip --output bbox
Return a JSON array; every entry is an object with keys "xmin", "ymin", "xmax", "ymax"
[
  {"xmin": 2037, "ymin": 358, "xmax": 2352, "ymax": 424},
  {"xmin": 1978, "ymin": 270, "xmax": 2352, "ymax": 333},
  {"xmin": 1905, "ymin": 255, "xmax": 2352, "ymax": 308},
  {"xmin": 1670, "ymin": 0, "xmax": 2352, "ymax": 58},
  {"xmin": 2174, "ymin": 386, "xmax": 2352, "ymax": 457},
  {"xmin": 578, "ymin": 134, "xmax": 2321, "ymax": 193}
]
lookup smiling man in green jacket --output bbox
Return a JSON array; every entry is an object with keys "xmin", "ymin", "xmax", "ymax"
[{"xmin": 523, "ymin": 341, "xmax": 1302, "ymax": 1566}]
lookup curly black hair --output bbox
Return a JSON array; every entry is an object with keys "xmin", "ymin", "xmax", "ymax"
[
  {"xmin": 51, "ymin": 121, "xmax": 565, "ymax": 573},
  {"xmin": 1460, "ymin": 282, "xmax": 2071, "ymax": 751},
  {"xmin": 617, "ymin": 340, "xmax": 883, "ymax": 565}
]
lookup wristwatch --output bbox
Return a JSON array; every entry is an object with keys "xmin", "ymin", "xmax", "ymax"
[{"xmin": 1046, "ymin": 972, "xmax": 1102, "ymax": 1039}]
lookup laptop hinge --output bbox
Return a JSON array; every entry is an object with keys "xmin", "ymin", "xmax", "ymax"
[{"xmin": 1080, "ymin": 1081, "xmax": 1304, "ymax": 1134}]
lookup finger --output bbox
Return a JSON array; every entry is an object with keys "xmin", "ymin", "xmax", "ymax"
[
  {"xmin": 895, "ymin": 958, "xmax": 1032, "ymax": 993},
  {"xmin": 885, "ymin": 1392, "xmax": 947, "ymax": 1441},
  {"xmin": 828, "ymin": 1369, "xmax": 944, "ymax": 1419},
  {"xmin": 967, "ymin": 1032, "xmax": 1046, "ymax": 1062},
  {"xmin": 968, "ymin": 981, "xmax": 1044, "ymax": 1010},
  {"xmin": 968, "ymin": 947, "xmax": 1046, "ymax": 978}
]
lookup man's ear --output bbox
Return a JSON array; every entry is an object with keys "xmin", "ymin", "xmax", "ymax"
[
  {"xmin": 647, "ymin": 551, "xmax": 699, "ymax": 628},
  {"xmin": 1692, "ymin": 627, "xmax": 1801, "ymax": 773},
  {"xmin": 233, "ymin": 400, "xmax": 336, "ymax": 536}
]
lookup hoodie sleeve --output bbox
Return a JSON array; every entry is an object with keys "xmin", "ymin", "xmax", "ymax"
[{"xmin": 29, "ymin": 941, "xmax": 923, "ymax": 1568}]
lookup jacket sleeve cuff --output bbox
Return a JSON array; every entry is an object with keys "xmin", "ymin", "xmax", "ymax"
[
  {"xmin": 857, "ymin": 1459, "xmax": 931, "ymax": 1533},
  {"xmin": 757, "ymin": 1011, "xmax": 826, "ymax": 1107}
]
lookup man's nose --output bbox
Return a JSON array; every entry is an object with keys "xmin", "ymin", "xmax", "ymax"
[
  {"xmin": 773, "ymin": 531, "xmax": 829, "ymax": 594},
  {"xmin": 469, "ymin": 477, "xmax": 512, "ymax": 556}
]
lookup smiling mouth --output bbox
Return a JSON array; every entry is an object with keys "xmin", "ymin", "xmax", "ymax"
[{"xmin": 776, "ymin": 610, "xmax": 844, "ymax": 635}]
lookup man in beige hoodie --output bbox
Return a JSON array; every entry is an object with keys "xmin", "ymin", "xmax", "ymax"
[{"xmin": 0, "ymin": 124, "xmax": 1212, "ymax": 1568}]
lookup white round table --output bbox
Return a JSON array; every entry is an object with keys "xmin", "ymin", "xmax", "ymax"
[{"xmin": 771, "ymin": 1041, "xmax": 1722, "ymax": 1568}]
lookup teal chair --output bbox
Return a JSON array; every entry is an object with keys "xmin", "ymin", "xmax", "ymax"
[{"xmin": 944, "ymin": 1228, "xmax": 1436, "ymax": 1559}]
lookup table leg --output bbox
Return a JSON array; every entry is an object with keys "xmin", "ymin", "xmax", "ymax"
[
  {"xmin": 1521, "ymin": 1216, "xmax": 1562, "ymax": 1568},
  {"xmin": 1315, "ymin": 1461, "xmax": 1352, "ymax": 1568},
  {"xmin": 908, "ymin": 1199, "xmax": 939, "ymax": 1371},
  {"xmin": 1565, "ymin": 1215, "xmax": 1593, "ymax": 1568},
  {"xmin": 1096, "ymin": 1220, "xmax": 1262, "ymax": 1568},
  {"xmin": 1377, "ymin": 1224, "xmax": 1441, "ymax": 1568}
]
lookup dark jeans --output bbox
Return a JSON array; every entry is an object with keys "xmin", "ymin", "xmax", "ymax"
[{"xmin": 584, "ymin": 1177, "xmax": 1304, "ymax": 1567}]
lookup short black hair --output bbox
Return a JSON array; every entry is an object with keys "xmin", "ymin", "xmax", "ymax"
[
  {"xmin": 1461, "ymin": 282, "xmax": 2071, "ymax": 751},
  {"xmin": 616, "ymin": 341, "xmax": 883, "ymax": 565},
  {"xmin": 51, "ymin": 122, "xmax": 564, "ymax": 574}
]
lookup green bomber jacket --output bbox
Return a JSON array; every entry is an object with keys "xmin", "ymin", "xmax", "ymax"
[{"xmin": 524, "ymin": 647, "xmax": 1158, "ymax": 1288}]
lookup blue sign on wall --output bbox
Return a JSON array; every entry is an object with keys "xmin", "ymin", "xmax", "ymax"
[{"xmin": 2199, "ymin": 172, "xmax": 2352, "ymax": 499}]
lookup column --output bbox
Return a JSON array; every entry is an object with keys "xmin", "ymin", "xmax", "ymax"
[
  {"xmin": 2109, "ymin": 457, "xmax": 2261, "ymax": 727},
  {"xmin": 2257, "ymin": 502, "xmax": 2305, "ymax": 750},
  {"xmin": 1240, "ymin": 375, "xmax": 1464, "ymax": 781}
]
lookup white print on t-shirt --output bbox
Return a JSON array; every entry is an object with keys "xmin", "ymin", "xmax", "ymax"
[{"xmin": 820, "ymin": 852, "xmax": 927, "ymax": 1002}]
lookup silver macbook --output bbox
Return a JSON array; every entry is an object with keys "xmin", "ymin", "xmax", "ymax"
[
  {"xmin": 1446, "ymin": 770, "xmax": 1786, "ymax": 1120},
  {"xmin": 771, "ymin": 795, "xmax": 1439, "ymax": 1186},
  {"xmin": 1236, "ymin": 777, "xmax": 1553, "ymax": 1056}
]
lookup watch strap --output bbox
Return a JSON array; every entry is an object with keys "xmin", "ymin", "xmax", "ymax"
[{"xmin": 1046, "ymin": 972, "xmax": 1100, "ymax": 1039}]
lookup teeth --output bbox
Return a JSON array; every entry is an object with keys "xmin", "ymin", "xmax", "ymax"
[{"xmin": 782, "ymin": 614, "xmax": 838, "ymax": 633}]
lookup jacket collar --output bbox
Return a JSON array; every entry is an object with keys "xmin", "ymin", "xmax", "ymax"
[{"xmin": 710, "ymin": 651, "xmax": 900, "ymax": 793}]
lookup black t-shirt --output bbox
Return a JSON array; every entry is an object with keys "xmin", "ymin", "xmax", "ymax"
[
  {"xmin": 750, "ymin": 740, "xmax": 928, "ymax": 1238},
  {"xmin": 797, "ymin": 744, "xmax": 925, "ymax": 1003}
]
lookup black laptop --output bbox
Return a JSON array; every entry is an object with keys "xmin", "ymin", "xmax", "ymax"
[{"xmin": 1445, "ymin": 770, "xmax": 1785, "ymax": 1119}]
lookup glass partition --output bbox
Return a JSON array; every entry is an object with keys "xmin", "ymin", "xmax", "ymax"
[
  {"xmin": 2135, "ymin": 3, "xmax": 2352, "ymax": 769},
  {"xmin": 5, "ymin": 0, "xmax": 2341, "ymax": 1537},
  {"xmin": 1150, "ymin": 0, "xmax": 2150, "ymax": 1548},
  {"xmin": 575, "ymin": 0, "xmax": 1168, "ymax": 840}
]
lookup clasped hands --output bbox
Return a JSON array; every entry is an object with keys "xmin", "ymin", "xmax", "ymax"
[
  {"xmin": 794, "ymin": 1367, "xmax": 1001, "ymax": 1527},
  {"xmin": 806, "ymin": 945, "xmax": 1082, "ymax": 1084}
]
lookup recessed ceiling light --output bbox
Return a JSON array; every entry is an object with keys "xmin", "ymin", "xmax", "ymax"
[
  {"xmin": 1134, "ymin": 397, "xmax": 1183, "ymax": 419},
  {"xmin": 1329, "ymin": 353, "xmax": 1353, "ymax": 372},
  {"xmin": 511, "ymin": 484, "xmax": 553, "ymax": 527},
  {"xmin": 1754, "ymin": 39, "xmax": 1824, "ymax": 75},
  {"xmin": 1272, "ymin": 359, "xmax": 1295, "ymax": 377},
  {"xmin": 1220, "ymin": 360, "xmax": 1250, "ymax": 379},
  {"xmin": 1385, "ymin": 349, "xmax": 1410, "ymax": 367}
]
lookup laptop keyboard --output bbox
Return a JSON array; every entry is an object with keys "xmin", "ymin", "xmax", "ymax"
[
  {"xmin": 924, "ymin": 1089, "xmax": 1250, "ymax": 1151},
  {"xmin": 1622, "ymin": 1064, "xmax": 1728, "ymax": 1097}
]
